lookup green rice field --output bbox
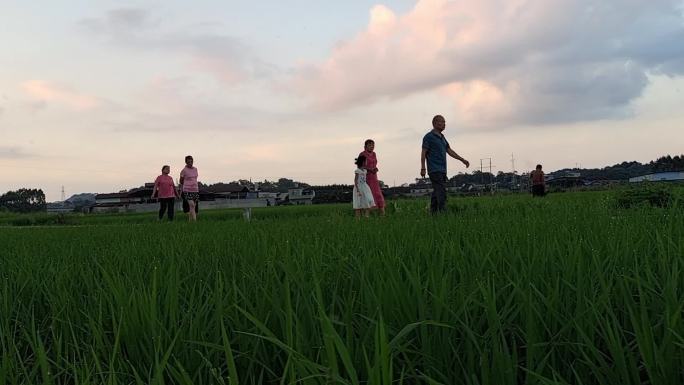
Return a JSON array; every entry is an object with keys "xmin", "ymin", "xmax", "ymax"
[{"xmin": 1, "ymin": 189, "xmax": 683, "ymax": 384}]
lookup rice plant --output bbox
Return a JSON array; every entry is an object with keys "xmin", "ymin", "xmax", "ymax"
[{"xmin": 0, "ymin": 191, "xmax": 682, "ymax": 384}]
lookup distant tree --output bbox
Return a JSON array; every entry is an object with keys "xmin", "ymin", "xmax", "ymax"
[
  {"xmin": 0, "ymin": 188, "xmax": 46, "ymax": 213},
  {"xmin": 277, "ymin": 178, "xmax": 297, "ymax": 189},
  {"xmin": 237, "ymin": 179, "xmax": 254, "ymax": 189}
]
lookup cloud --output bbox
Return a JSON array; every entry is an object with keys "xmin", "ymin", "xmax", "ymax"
[
  {"xmin": 294, "ymin": 0, "xmax": 684, "ymax": 127},
  {"xmin": 79, "ymin": 8, "xmax": 272, "ymax": 85},
  {"xmin": 98, "ymin": 75, "xmax": 285, "ymax": 132},
  {"xmin": 79, "ymin": 8, "xmax": 155, "ymax": 33},
  {"xmin": 0, "ymin": 146, "xmax": 32, "ymax": 159},
  {"xmin": 21, "ymin": 80, "xmax": 100, "ymax": 110}
]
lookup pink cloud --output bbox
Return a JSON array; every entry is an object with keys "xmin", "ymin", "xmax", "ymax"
[
  {"xmin": 440, "ymin": 80, "xmax": 518, "ymax": 127},
  {"xmin": 293, "ymin": 0, "xmax": 684, "ymax": 127},
  {"xmin": 188, "ymin": 55, "xmax": 245, "ymax": 85},
  {"xmin": 21, "ymin": 80, "xmax": 100, "ymax": 110}
]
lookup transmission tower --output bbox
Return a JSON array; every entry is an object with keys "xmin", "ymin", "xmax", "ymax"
[
  {"xmin": 479, "ymin": 158, "xmax": 494, "ymax": 194},
  {"xmin": 61, "ymin": 186, "xmax": 66, "ymax": 201}
]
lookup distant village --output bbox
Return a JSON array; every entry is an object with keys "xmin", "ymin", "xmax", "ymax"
[
  {"xmin": 22, "ymin": 154, "xmax": 679, "ymax": 214},
  {"xmin": 44, "ymin": 167, "xmax": 684, "ymax": 214}
]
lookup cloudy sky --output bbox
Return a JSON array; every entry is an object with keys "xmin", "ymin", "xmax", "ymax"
[{"xmin": 2, "ymin": 0, "xmax": 683, "ymax": 201}]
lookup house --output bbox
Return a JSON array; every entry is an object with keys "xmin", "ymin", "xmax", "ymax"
[
  {"xmin": 410, "ymin": 186, "xmax": 433, "ymax": 196},
  {"xmin": 629, "ymin": 171, "xmax": 684, "ymax": 183},
  {"xmin": 283, "ymin": 188, "xmax": 315, "ymax": 205},
  {"xmin": 205, "ymin": 184, "xmax": 250, "ymax": 199},
  {"xmin": 544, "ymin": 170, "xmax": 587, "ymax": 189},
  {"xmin": 255, "ymin": 192, "xmax": 280, "ymax": 206},
  {"xmin": 92, "ymin": 187, "xmax": 156, "ymax": 212},
  {"xmin": 95, "ymin": 187, "xmax": 153, "ymax": 205}
]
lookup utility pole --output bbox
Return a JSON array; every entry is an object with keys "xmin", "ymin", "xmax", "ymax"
[
  {"xmin": 480, "ymin": 158, "xmax": 494, "ymax": 194},
  {"xmin": 488, "ymin": 158, "xmax": 493, "ymax": 194},
  {"xmin": 510, "ymin": 153, "xmax": 516, "ymax": 190},
  {"xmin": 480, "ymin": 159, "xmax": 484, "ymax": 185}
]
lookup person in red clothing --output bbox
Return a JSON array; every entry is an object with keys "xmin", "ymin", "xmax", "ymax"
[
  {"xmin": 530, "ymin": 164, "xmax": 546, "ymax": 197},
  {"xmin": 359, "ymin": 139, "xmax": 386, "ymax": 215},
  {"xmin": 151, "ymin": 165, "xmax": 180, "ymax": 221}
]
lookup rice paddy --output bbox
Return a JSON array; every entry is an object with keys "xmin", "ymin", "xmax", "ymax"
[{"xmin": 1, "ymin": 190, "xmax": 683, "ymax": 384}]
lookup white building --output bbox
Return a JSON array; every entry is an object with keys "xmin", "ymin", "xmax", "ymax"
[
  {"xmin": 285, "ymin": 188, "xmax": 315, "ymax": 205},
  {"xmin": 629, "ymin": 171, "xmax": 684, "ymax": 183}
]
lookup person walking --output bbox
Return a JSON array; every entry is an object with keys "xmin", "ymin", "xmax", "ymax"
[
  {"xmin": 179, "ymin": 155, "xmax": 199, "ymax": 221},
  {"xmin": 420, "ymin": 115, "xmax": 470, "ymax": 214},
  {"xmin": 151, "ymin": 165, "xmax": 179, "ymax": 221},
  {"xmin": 530, "ymin": 164, "xmax": 546, "ymax": 197},
  {"xmin": 359, "ymin": 139, "xmax": 385, "ymax": 215},
  {"xmin": 353, "ymin": 155, "xmax": 376, "ymax": 218}
]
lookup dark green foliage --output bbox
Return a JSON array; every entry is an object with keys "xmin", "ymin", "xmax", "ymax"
[
  {"xmin": 614, "ymin": 184, "xmax": 675, "ymax": 208},
  {"xmin": 0, "ymin": 188, "xmax": 46, "ymax": 213}
]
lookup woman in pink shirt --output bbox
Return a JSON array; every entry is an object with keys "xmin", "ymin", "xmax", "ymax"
[
  {"xmin": 179, "ymin": 155, "xmax": 199, "ymax": 221},
  {"xmin": 359, "ymin": 139, "xmax": 386, "ymax": 215},
  {"xmin": 151, "ymin": 165, "xmax": 179, "ymax": 221}
]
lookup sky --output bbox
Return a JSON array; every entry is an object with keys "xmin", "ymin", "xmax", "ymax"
[{"xmin": 1, "ymin": 0, "xmax": 684, "ymax": 201}]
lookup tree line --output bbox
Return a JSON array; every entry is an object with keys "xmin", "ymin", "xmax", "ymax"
[{"xmin": 0, "ymin": 188, "xmax": 46, "ymax": 213}]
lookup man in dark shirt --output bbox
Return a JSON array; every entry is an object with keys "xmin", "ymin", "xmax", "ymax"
[{"xmin": 420, "ymin": 115, "xmax": 470, "ymax": 214}]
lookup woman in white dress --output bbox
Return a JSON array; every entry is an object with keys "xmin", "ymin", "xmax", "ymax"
[{"xmin": 353, "ymin": 155, "xmax": 376, "ymax": 218}]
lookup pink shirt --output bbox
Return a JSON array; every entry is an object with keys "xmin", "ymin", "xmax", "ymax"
[
  {"xmin": 154, "ymin": 175, "xmax": 176, "ymax": 198},
  {"xmin": 180, "ymin": 166, "xmax": 199, "ymax": 192}
]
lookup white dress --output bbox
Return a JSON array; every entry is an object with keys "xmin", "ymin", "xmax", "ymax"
[{"xmin": 353, "ymin": 168, "xmax": 376, "ymax": 209}]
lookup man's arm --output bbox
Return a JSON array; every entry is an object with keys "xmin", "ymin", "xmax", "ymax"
[
  {"xmin": 447, "ymin": 148, "xmax": 470, "ymax": 168},
  {"xmin": 420, "ymin": 148, "xmax": 428, "ymax": 177}
]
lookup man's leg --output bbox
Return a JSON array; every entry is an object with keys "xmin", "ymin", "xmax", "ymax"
[
  {"xmin": 429, "ymin": 174, "xmax": 439, "ymax": 214},
  {"xmin": 436, "ymin": 173, "xmax": 447, "ymax": 212},
  {"xmin": 532, "ymin": 185, "xmax": 542, "ymax": 197},
  {"xmin": 440, "ymin": 173, "xmax": 448, "ymax": 211},
  {"xmin": 429, "ymin": 172, "xmax": 447, "ymax": 214}
]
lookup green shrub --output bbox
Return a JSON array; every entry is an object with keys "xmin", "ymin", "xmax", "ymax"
[
  {"xmin": 614, "ymin": 184, "xmax": 674, "ymax": 208},
  {"xmin": 9, "ymin": 216, "xmax": 34, "ymax": 226}
]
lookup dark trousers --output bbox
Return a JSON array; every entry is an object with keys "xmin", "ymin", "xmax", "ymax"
[
  {"xmin": 429, "ymin": 172, "xmax": 448, "ymax": 214},
  {"xmin": 532, "ymin": 185, "xmax": 546, "ymax": 197},
  {"xmin": 158, "ymin": 198, "xmax": 175, "ymax": 220}
]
